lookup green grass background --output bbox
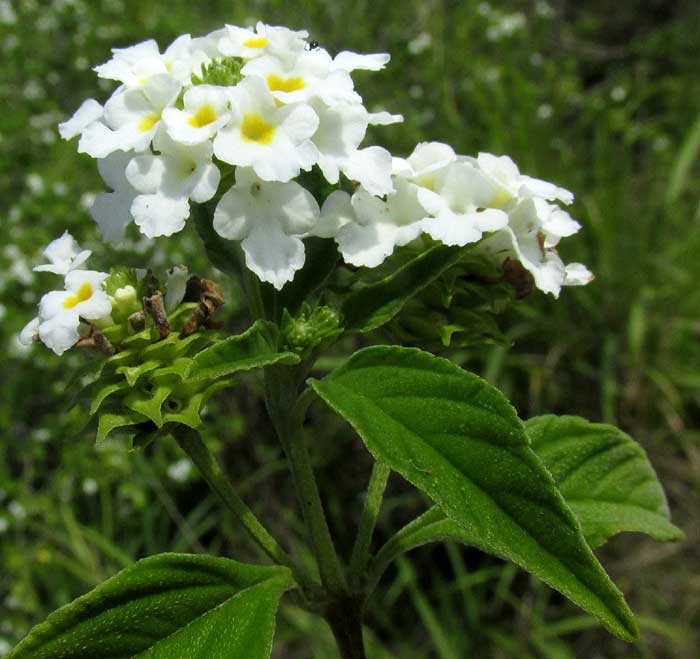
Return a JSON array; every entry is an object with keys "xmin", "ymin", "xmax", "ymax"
[{"xmin": 1, "ymin": 0, "xmax": 699, "ymax": 657}]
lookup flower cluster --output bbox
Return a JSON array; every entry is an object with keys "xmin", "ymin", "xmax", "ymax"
[
  {"xmin": 316, "ymin": 143, "xmax": 591, "ymax": 296},
  {"xmin": 60, "ymin": 22, "xmax": 401, "ymax": 289},
  {"xmin": 55, "ymin": 20, "xmax": 591, "ymax": 299},
  {"xmin": 20, "ymin": 232, "xmax": 113, "ymax": 355}
]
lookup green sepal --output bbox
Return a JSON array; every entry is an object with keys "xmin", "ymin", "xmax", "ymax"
[
  {"xmin": 89, "ymin": 377, "xmax": 131, "ymax": 416},
  {"xmin": 162, "ymin": 380, "xmax": 233, "ymax": 428},
  {"xmin": 116, "ymin": 359, "xmax": 162, "ymax": 387},
  {"xmin": 96, "ymin": 408, "xmax": 150, "ymax": 444},
  {"xmin": 124, "ymin": 381, "xmax": 175, "ymax": 427}
]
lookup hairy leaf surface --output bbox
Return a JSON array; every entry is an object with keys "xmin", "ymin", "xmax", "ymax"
[
  {"xmin": 7, "ymin": 553, "xmax": 293, "ymax": 659},
  {"xmin": 310, "ymin": 346, "xmax": 638, "ymax": 641}
]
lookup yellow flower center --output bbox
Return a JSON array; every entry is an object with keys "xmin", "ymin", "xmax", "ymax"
[
  {"xmin": 240, "ymin": 113, "xmax": 276, "ymax": 145},
  {"xmin": 266, "ymin": 74, "xmax": 306, "ymax": 94},
  {"xmin": 63, "ymin": 282, "xmax": 93, "ymax": 309},
  {"xmin": 243, "ymin": 37, "xmax": 268, "ymax": 49},
  {"xmin": 188, "ymin": 104, "xmax": 218, "ymax": 128},
  {"xmin": 490, "ymin": 189, "xmax": 512, "ymax": 209},
  {"xmin": 139, "ymin": 113, "xmax": 160, "ymax": 132}
]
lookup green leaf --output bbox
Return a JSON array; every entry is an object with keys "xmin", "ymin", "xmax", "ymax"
[
  {"xmin": 89, "ymin": 378, "xmax": 131, "ymax": 416},
  {"xmin": 309, "ymin": 346, "xmax": 638, "ymax": 641},
  {"xmin": 341, "ymin": 244, "xmax": 466, "ymax": 332},
  {"xmin": 526, "ymin": 415, "xmax": 684, "ymax": 547},
  {"xmin": 7, "ymin": 553, "xmax": 294, "ymax": 659},
  {"xmin": 187, "ymin": 320, "xmax": 300, "ymax": 381},
  {"xmin": 162, "ymin": 380, "xmax": 232, "ymax": 428}
]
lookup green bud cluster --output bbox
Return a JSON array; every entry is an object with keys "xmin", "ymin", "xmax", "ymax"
[
  {"xmin": 280, "ymin": 303, "xmax": 342, "ymax": 356},
  {"xmin": 77, "ymin": 273, "xmax": 232, "ymax": 447},
  {"xmin": 192, "ymin": 57, "xmax": 244, "ymax": 87}
]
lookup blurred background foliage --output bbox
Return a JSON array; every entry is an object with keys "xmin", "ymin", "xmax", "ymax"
[{"xmin": 1, "ymin": 0, "xmax": 699, "ymax": 657}]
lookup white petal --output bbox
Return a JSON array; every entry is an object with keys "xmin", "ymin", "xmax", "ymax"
[
  {"xmin": 564, "ymin": 263, "xmax": 594, "ymax": 286},
  {"xmin": 38, "ymin": 313, "xmax": 81, "ymax": 356},
  {"xmin": 97, "ymin": 151, "xmax": 134, "ymax": 191},
  {"xmin": 367, "ymin": 110, "xmax": 403, "ymax": 125},
  {"xmin": 65, "ymin": 269, "xmax": 109, "ymax": 293},
  {"xmin": 409, "ymin": 142, "xmax": 457, "ymax": 175},
  {"xmin": 58, "ymin": 99, "xmax": 104, "ymax": 140},
  {"xmin": 189, "ymin": 162, "xmax": 220, "ymax": 203},
  {"xmin": 241, "ymin": 224, "xmax": 305, "ymax": 290},
  {"xmin": 422, "ymin": 211, "xmax": 483, "ymax": 246},
  {"xmin": 336, "ymin": 221, "xmax": 420, "ymax": 268},
  {"xmin": 78, "ymin": 122, "xmax": 137, "ymax": 159},
  {"xmin": 332, "ymin": 51, "xmax": 390, "ymax": 72},
  {"xmin": 278, "ymin": 103, "xmax": 319, "ymax": 142},
  {"xmin": 90, "ymin": 191, "xmax": 135, "ymax": 244},
  {"xmin": 39, "ymin": 290, "xmax": 72, "ymax": 320},
  {"xmin": 19, "ymin": 318, "xmax": 40, "ymax": 345},
  {"xmin": 315, "ymin": 190, "xmax": 354, "ymax": 238},
  {"xmin": 342, "ymin": 146, "xmax": 394, "ymax": 197},
  {"xmin": 131, "ymin": 194, "xmax": 190, "ymax": 237},
  {"xmin": 125, "ymin": 155, "xmax": 167, "ymax": 193},
  {"xmin": 263, "ymin": 180, "xmax": 320, "ymax": 235},
  {"xmin": 213, "ymin": 186, "xmax": 253, "ymax": 241}
]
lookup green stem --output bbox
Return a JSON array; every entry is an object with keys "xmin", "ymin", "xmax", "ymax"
[
  {"xmin": 266, "ymin": 374, "xmax": 348, "ymax": 595},
  {"xmin": 365, "ymin": 508, "xmax": 439, "ymax": 597},
  {"xmin": 172, "ymin": 425, "xmax": 295, "ymax": 572},
  {"xmin": 349, "ymin": 462, "xmax": 391, "ymax": 580}
]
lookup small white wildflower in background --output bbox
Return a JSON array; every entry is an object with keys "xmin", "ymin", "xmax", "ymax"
[
  {"xmin": 26, "ymin": 173, "xmax": 44, "ymax": 195},
  {"xmin": 0, "ymin": 0, "xmax": 17, "ymax": 25},
  {"xmin": 407, "ymin": 32, "xmax": 432, "ymax": 55},
  {"xmin": 82, "ymin": 479, "xmax": 99, "ymax": 495},
  {"xmin": 537, "ymin": 103, "xmax": 553, "ymax": 119},
  {"xmin": 168, "ymin": 458, "xmax": 194, "ymax": 483},
  {"xmin": 0, "ymin": 637, "xmax": 12, "ymax": 656},
  {"xmin": 610, "ymin": 85, "xmax": 627, "ymax": 102},
  {"xmin": 8, "ymin": 501, "xmax": 26, "ymax": 521}
]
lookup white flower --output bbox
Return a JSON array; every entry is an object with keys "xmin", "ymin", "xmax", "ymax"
[
  {"xmin": 33, "ymin": 270, "xmax": 112, "ymax": 355},
  {"xmin": 213, "ymin": 168, "xmax": 320, "ymax": 289},
  {"xmin": 418, "ymin": 160, "xmax": 509, "ymax": 246},
  {"xmin": 217, "ymin": 21, "xmax": 308, "ymax": 64},
  {"xmin": 479, "ymin": 197, "xmax": 592, "ymax": 297},
  {"xmin": 93, "ymin": 35, "xmax": 207, "ymax": 87},
  {"xmin": 311, "ymin": 100, "xmax": 399, "ymax": 196},
  {"xmin": 242, "ymin": 49, "xmax": 360, "ymax": 107},
  {"xmin": 475, "ymin": 152, "xmax": 574, "ymax": 206},
  {"xmin": 213, "ymin": 76, "xmax": 318, "ymax": 182},
  {"xmin": 77, "ymin": 74, "xmax": 181, "ymax": 158},
  {"xmin": 162, "ymin": 84, "xmax": 231, "ymax": 145},
  {"xmin": 126, "ymin": 129, "xmax": 220, "ymax": 237},
  {"xmin": 33, "ymin": 231, "xmax": 91, "ymax": 275},
  {"xmin": 90, "ymin": 151, "xmax": 139, "ymax": 244},
  {"xmin": 316, "ymin": 179, "xmax": 426, "ymax": 268},
  {"xmin": 392, "ymin": 141, "xmax": 456, "ymax": 189}
]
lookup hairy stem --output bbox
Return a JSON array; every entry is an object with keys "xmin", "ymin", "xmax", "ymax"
[
  {"xmin": 172, "ymin": 425, "xmax": 307, "ymax": 581},
  {"xmin": 266, "ymin": 371, "xmax": 348, "ymax": 595},
  {"xmin": 349, "ymin": 462, "xmax": 391, "ymax": 580}
]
